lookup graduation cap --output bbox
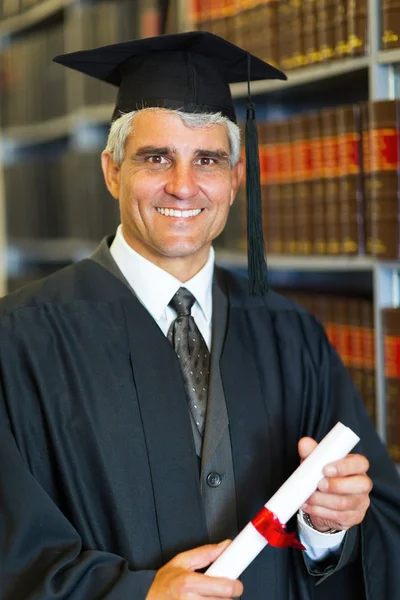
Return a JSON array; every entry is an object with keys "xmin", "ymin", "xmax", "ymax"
[{"xmin": 53, "ymin": 31, "xmax": 287, "ymax": 296}]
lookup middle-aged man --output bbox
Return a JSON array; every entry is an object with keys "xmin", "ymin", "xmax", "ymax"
[{"xmin": 0, "ymin": 32, "xmax": 399, "ymax": 600}]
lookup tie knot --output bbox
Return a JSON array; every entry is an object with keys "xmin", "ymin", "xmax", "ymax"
[{"xmin": 169, "ymin": 287, "xmax": 196, "ymax": 317}]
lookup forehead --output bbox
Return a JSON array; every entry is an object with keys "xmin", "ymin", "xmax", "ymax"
[{"xmin": 127, "ymin": 109, "xmax": 230, "ymax": 150}]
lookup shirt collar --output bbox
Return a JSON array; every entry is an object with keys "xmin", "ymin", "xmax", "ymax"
[{"xmin": 110, "ymin": 225, "xmax": 214, "ymax": 323}]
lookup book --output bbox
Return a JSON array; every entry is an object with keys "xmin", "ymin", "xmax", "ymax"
[
  {"xmin": 336, "ymin": 103, "xmax": 365, "ymax": 255},
  {"xmin": 383, "ymin": 307, "xmax": 400, "ymax": 462},
  {"xmin": 365, "ymin": 100, "xmax": 400, "ymax": 259},
  {"xmin": 335, "ymin": 0, "xmax": 349, "ymax": 58},
  {"xmin": 321, "ymin": 107, "xmax": 341, "ymax": 255},
  {"xmin": 308, "ymin": 110, "xmax": 326, "ymax": 254},
  {"xmin": 277, "ymin": 118, "xmax": 296, "ymax": 253},
  {"xmin": 348, "ymin": 0, "xmax": 368, "ymax": 56},
  {"xmin": 289, "ymin": 114, "xmax": 313, "ymax": 254},
  {"xmin": 317, "ymin": 0, "xmax": 336, "ymax": 62},
  {"xmin": 303, "ymin": 0, "xmax": 321, "ymax": 65},
  {"xmin": 260, "ymin": 120, "xmax": 283, "ymax": 254},
  {"xmin": 382, "ymin": 0, "xmax": 400, "ymax": 50}
]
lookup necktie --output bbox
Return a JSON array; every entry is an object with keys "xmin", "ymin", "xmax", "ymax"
[{"xmin": 168, "ymin": 287, "xmax": 210, "ymax": 435}]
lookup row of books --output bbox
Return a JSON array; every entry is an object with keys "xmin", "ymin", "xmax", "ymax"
[
  {"xmin": 4, "ymin": 151, "xmax": 119, "ymax": 240},
  {"xmin": 383, "ymin": 307, "xmax": 400, "ymax": 463},
  {"xmin": 0, "ymin": 0, "xmax": 41, "ymax": 20},
  {"xmin": 192, "ymin": 0, "xmax": 368, "ymax": 71},
  {"xmin": 0, "ymin": 23, "xmax": 67, "ymax": 127},
  {"xmin": 230, "ymin": 100, "xmax": 400, "ymax": 260},
  {"xmin": 0, "ymin": 0, "xmax": 168, "ymax": 23},
  {"xmin": 0, "ymin": 0, "xmax": 167, "ymax": 126},
  {"xmin": 282, "ymin": 291, "xmax": 376, "ymax": 424}
]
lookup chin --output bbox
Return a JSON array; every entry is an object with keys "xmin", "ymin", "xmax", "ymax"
[{"xmin": 157, "ymin": 241, "xmax": 208, "ymax": 259}]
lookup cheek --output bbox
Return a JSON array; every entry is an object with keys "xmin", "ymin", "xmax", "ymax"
[
  {"xmin": 120, "ymin": 174, "xmax": 162, "ymax": 209},
  {"xmin": 200, "ymin": 174, "xmax": 232, "ymax": 206}
]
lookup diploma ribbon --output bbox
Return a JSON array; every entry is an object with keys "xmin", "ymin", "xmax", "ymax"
[{"xmin": 251, "ymin": 507, "xmax": 305, "ymax": 550}]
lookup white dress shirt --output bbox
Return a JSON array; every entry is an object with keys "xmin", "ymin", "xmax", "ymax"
[{"xmin": 110, "ymin": 225, "xmax": 345, "ymax": 561}]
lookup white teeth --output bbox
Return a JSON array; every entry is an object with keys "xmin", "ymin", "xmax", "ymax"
[{"xmin": 157, "ymin": 208, "xmax": 202, "ymax": 218}]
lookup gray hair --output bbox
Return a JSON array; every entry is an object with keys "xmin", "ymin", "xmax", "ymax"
[{"xmin": 104, "ymin": 107, "xmax": 241, "ymax": 167}]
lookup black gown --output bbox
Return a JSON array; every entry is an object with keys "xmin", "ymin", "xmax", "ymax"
[{"xmin": 0, "ymin": 255, "xmax": 399, "ymax": 599}]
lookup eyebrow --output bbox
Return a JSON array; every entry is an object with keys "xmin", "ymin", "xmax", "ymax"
[{"xmin": 131, "ymin": 146, "xmax": 230, "ymax": 161}]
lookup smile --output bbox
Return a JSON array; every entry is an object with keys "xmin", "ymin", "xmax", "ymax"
[{"xmin": 156, "ymin": 208, "xmax": 203, "ymax": 218}]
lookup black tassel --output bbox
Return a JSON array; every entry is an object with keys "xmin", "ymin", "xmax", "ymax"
[{"xmin": 245, "ymin": 55, "xmax": 268, "ymax": 296}]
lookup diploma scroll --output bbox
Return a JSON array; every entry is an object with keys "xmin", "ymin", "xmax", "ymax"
[{"xmin": 206, "ymin": 422, "xmax": 360, "ymax": 580}]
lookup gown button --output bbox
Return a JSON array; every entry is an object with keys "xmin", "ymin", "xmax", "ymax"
[{"xmin": 206, "ymin": 472, "xmax": 222, "ymax": 487}]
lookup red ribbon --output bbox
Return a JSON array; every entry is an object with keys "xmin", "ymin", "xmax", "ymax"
[{"xmin": 252, "ymin": 507, "xmax": 305, "ymax": 550}]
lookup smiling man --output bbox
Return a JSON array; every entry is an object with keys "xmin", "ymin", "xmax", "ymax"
[{"xmin": 0, "ymin": 32, "xmax": 400, "ymax": 600}]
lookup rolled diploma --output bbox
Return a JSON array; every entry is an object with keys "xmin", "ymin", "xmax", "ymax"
[{"xmin": 206, "ymin": 421, "xmax": 360, "ymax": 580}]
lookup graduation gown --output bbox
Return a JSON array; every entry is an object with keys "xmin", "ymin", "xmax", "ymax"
[{"xmin": 1, "ymin": 245, "xmax": 400, "ymax": 600}]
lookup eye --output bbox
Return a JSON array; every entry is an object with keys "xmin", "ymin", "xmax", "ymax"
[
  {"xmin": 147, "ymin": 155, "xmax": 169, "ymax": 165},
  {"xmin": 196, "ymin": 157, "xmax": 216, "ymax": 166}
]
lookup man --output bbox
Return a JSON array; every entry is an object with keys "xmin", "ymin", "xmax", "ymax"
[{"xmin": 0, "ymin": 32, "xmax": 399, "ymax": 600}]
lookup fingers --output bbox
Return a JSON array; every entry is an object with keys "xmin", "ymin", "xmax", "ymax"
[
  {"xmin": 323, "ymin": 454, "xmax": 370, "ymax": 478},
  {"xmin": 317, "ymin": 473, "xmax": 373, "ymax": 495},
  {"xmin": 303, "ymin": 491, "xmax": 371, "ymax": 512},
  {"xmin": 298, "ymin": 437, "xmax": 318, "ymax": 461},
  {"xmin": 148, "ymin": 541, "xmax": 244, "ymax": 599},
  {"xmin": 173, "ymin": 571, "xmax": 243, "ymax": 598},
  {"xmin": 172, "ymin": 540, "xmax": 231, "ymax": 571}
]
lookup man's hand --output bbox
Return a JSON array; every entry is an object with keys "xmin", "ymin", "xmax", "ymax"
[
  {"xmin": 298, "ymin": 437, "xmax": 372, "ymax": 532},
  {"xmin": 146, "ymin": 540, "xmax": 243, "ymax": 599}
]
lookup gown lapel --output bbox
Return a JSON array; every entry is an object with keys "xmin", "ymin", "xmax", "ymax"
[
  {"xmin": 122, "ymin": 296, "xmax": 209, "ymax": 562},
  {"xmin": 201, "ymin": 272, "xmax": 230, "ymax": 470},
  {"xmin": 220, "ymin": 275, "xmax": 291, "ymax": 598}
]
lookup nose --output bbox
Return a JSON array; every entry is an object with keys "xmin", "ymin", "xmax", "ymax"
[{"xmin": 165, "ymin": 162, "xmax": 199, "ymax": 200}]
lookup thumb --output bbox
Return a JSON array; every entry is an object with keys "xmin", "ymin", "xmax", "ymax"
[
  {"xmin": 298, "ymin": 437, "xmax": 318, "ymax": 462},
  {"xmin": 173, "ymin": 540, "xmax": 231, "ymax": 571}
]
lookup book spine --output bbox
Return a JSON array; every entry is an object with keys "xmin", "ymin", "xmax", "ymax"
[
  {"xmin": 309, "ymin": 110, "xmax": 326, "ymax": 254},
  {"xmin": 303, "ymin": 0, "xmax": 321, "ymax": 65},
  {"xmin": 348, "ymin": 0, "xmax": 368, "ymax": 56},
  {"xmin": 361, "ymin": 300, "xmax": 376, "ymax": 424},
  {"xmin": 335, "ymin": 0, "xmax": 350, "ymax": 58},
  {"xmin": 278, "ymin": 119, "xmax": 296, "ymax": 254},
  {"xmin": 382, "ymin": 0, "xmax": 400, "ymax": 50},
  {"xmin": 348, "ymin": 299, "xmax": 366, "ymax": 404},
  {"xmin": 321, "ymin": 107, "xmax": 341, "ymax": 255},
  {"xmin": 337, "ymin": 103, "xmax": 365, "ymax": 255},
  {"xmin": 290, "ymin": 114, "xmax": 313, "ymax": 254},
  {"xmin": 261, "ymin": 0, "xmax": 280, "ymax": 67},
  {"xmin": 278, "ymin": 0, "xmax": 295, "ymax": 70},
  {"xmin": 383, "ymin": 308, "xmax": 400, "ymax": 461},
  {"xmin": 317, "ymin": 0, "xmax": 336, "ymax": 62},
  {"xmin": 261, "ymin": 121, "xmax": 283, "ymax": 254},
  {"xmin": 335, "ymin": 299, "xmax": 352, "ymax": 370},
  {"xmin": 367, "ymin": 100, "xmax": 400, "ymax": 259},
  {"xmin": 289, "ymin": 0, "xmax": 305, "ymax": 69}
]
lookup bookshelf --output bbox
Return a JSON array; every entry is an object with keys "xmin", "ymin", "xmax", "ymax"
[
  {"xmin": 0, "ymin": 0, "xmax": 70, "ymax": 38},
  {"xmin": 1, "ymin": 0, "xmax": 400, "ymax": 448}
]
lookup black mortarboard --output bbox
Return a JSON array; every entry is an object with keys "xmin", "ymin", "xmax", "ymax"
[{"xmin": 53, "ymin": 31, "xmax": 287, "ymax": 295}]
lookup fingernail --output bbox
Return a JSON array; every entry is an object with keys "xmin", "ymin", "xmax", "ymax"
[
  {"xmin": 324, "ymin": 465, "xmax": 337, "ymax": 477},
  {"xmin": 319, "ymin": 478, "xmax": 329, "ymax": 492},
  {"xmin": 218, "ymin": 539, "xmax": 230, "ymax": 546}
]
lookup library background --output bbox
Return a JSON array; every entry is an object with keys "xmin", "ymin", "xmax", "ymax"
[{"xmin": 0, "ymin": 0, "xmax": 400, "ymax": 462}]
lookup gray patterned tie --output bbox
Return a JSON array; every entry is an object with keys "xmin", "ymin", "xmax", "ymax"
[{"xmin": 168, "ymin": 287, "xmax": 210, "ymax": 435}]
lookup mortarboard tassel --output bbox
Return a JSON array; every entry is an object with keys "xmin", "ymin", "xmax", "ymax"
[{"xmin": 245, "ymin": 53, "xmax": 268, "ymax": 296}]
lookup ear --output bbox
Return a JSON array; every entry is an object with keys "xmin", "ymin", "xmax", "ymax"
[
  {"xmin": 230, "ymin": 157, "xmax": 245, "ymax": 206},
  {"xmin": 101, "ymin": 151, "xmax": 120, "ymax": 200}
]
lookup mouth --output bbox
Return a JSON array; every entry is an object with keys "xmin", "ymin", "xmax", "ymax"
[{"xmin": 156, "ymin": 208, "xmax": 204, "ymax": 218}]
